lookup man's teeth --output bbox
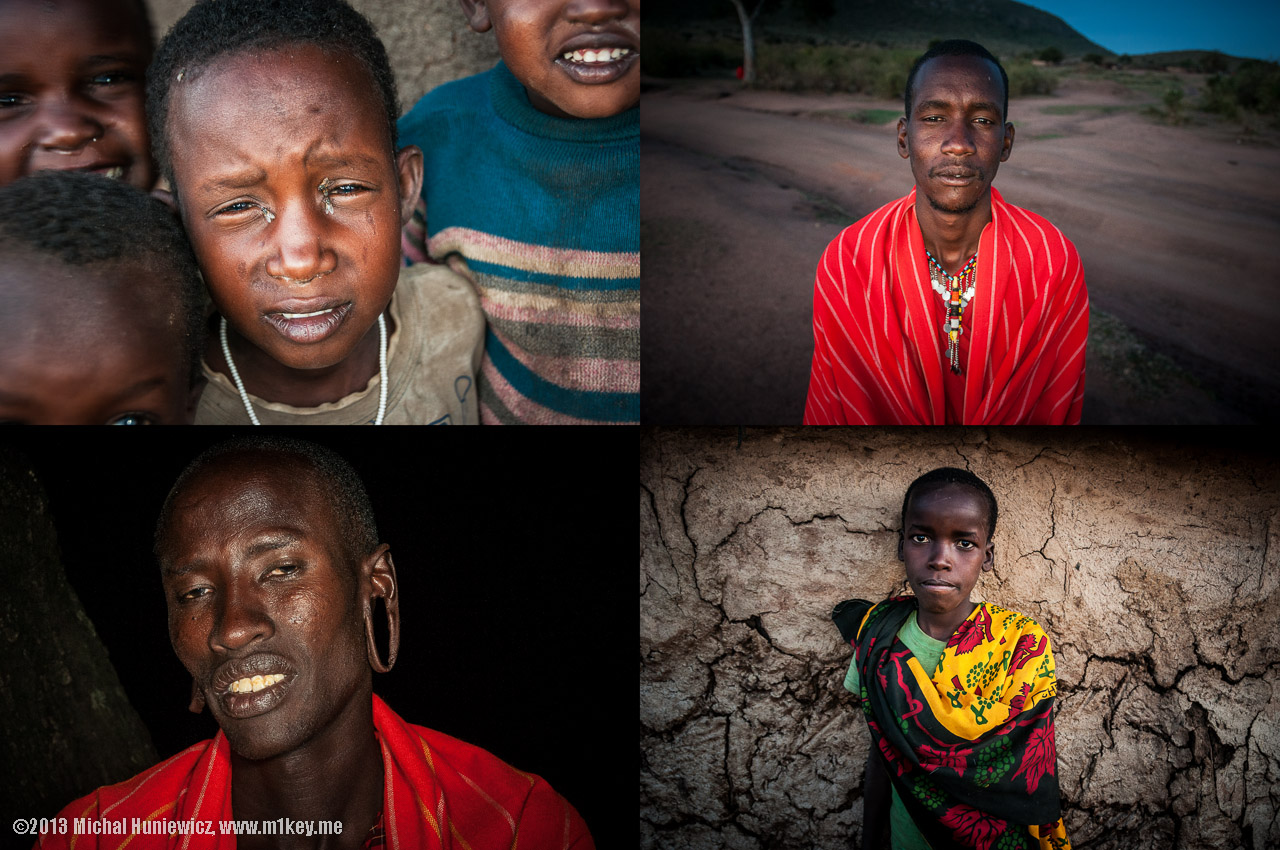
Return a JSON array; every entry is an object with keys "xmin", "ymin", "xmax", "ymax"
[
  {"xmin": 563, "ymin": 47, "xmax": 632, "ymax": 64},
  {"xmin": 229, "ymin": 673, "xmax": 286, "ymax": 693},
  {"xmin": 95, "ymin": 166, "xmax": 124, "ymax": 180},
  {"xmin": 280, "ymin": 308, "xmax": 334, "ymax": 319}
]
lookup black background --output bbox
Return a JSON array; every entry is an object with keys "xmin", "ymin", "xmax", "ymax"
[{"xmin": 4, "ymin": 428, "xmax": 631, "ymax": 848}]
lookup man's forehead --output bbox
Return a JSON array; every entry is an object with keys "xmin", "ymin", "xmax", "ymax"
[
  {"xmin": 164, "ymin": 454, "xmax": 332, "ymax": 539},
  {"xmin": 915, "ymin": 54, "xmax": 1002, "ymax": 100}
]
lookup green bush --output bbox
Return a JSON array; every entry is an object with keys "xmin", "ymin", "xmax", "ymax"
[
  {"xmin": 643, "ymin": 29, "xmax": 739, "ymax": 78},
  {"xmin": 754, "ymin": 43, "xmax": 915, "ymax": 95},
  {"xmin": 1006, "ymin": 62, "xmax": 1058, "ymax": 98},
  {"xmin": 1038, "ymin": 46, "xmax": 1064, "ymax": 64},
  {"xmin": 1197, "ymin": 60, "xmax": 1280, "ymax": 120}
]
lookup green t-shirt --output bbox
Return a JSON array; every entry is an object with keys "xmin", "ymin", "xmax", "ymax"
[{"xmin": 843, "ymin": 610, "xmax": 946, "ymax": 850}]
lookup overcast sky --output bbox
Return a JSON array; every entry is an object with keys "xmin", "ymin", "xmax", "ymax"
[{"xmin": 1025, "ymin": 0, "xmax": 1279, "ymax": 61}]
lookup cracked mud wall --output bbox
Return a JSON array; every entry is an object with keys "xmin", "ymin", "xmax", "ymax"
[{"xmin": 639, "ymin": 428, "xmax": 1280, "ymax": 850}]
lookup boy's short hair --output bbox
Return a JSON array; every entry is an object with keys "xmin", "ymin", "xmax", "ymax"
[
  {"xmin": 901, "ymin": 467, "xmax": 999, "ymax": 539},
  {"xmin": 905, "ymin": 39, "xmax": 1009, "ymax": 121},
  {"xmin": 146, "ymin": 0, "xmax": 399, "ymax": 187},
  {"xmin": 0, "ymin": 171, "xmax": 205, "ymax": 381}
]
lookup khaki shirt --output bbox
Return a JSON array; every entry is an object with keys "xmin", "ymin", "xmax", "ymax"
[{"xmin": 195, "ymin": 263, "xmax": 483, "ymax": 425}]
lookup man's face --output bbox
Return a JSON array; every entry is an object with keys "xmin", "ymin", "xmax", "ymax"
[
  {"xmin": 897, "ymin": 54, "xmax": 1013, "ymax": 215},
  {"xmin": 898, "ymin": 483, "xmax": 994, "ymax": 621},
  {"xmin": 167, "ymin": 44, "xmax": 420, "ymax": 373},
  {"xmin": 0, "ymin": 255, "xmax": 196, "ymax": 424},
  {"xmin": 465, "ymin": 0, "xmax": 640, "ymax": 119},
  {"xmin": 0, "ymin": 0, "xmax": 154, "ymax": 190},
  {"xmin": 158, "ymin": 457, "xmax": 371, "ymax": 761}
]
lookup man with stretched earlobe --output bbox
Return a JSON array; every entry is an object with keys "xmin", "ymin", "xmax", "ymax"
[{"xmin": 37, "ymin": 436, "xmax": 593, "ymax": 850}]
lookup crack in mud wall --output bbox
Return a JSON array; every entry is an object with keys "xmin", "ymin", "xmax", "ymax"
[{"xmin": 639, "ymin": 429, "xmax": 1280, "ymax": 850}]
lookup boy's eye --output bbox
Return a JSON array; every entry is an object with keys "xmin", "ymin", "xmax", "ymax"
[
  {"xmin": 0, "ymin": 92, "xmax": 30, "ymax": 109},
  {"xmin": 108, "ymin": 412, "xmax": 155, "ymax": 425},
  {"xmin": 956, "ymin": 540, "xmax": 975, "ymax": 550},
  {"xmin": 88, "ymin": 71, "xmax": 133, "ymax": 87},
  {"xmin": 911, "ymin": 534, "xmax": 929, "ymax": 543},
  {"xmin": 213, "ymin": 201, "xmax": 261, "ymax": 217}
]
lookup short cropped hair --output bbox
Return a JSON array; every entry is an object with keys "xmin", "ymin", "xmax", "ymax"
[
  {"xmin": 156, "ymin": 437, "xmax": 381, "ymax": 567},
  {"xmin": 905, "ymin": 39, "xmax": 1009, "ymax": 121},
  {"xmin": 0, "ymin": 171, "xmax": 205, "ymax": 381},
  {"xmin": 901, "ymin": 467, "xmax": 999, "ymax": 539},
  {"xmin": 146, "ymin": 0, "xmax": 399, "ymax": 187}
]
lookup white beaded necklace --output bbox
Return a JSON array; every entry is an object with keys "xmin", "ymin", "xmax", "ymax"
[{"xmin": 219, "ymin": 314, "xmax": 388, "ymax": 425}]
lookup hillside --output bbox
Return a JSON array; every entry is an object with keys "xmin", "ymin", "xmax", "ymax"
[{"xmin": 648, "ymin": 0, "xmax": 1112, "ymax": 60}]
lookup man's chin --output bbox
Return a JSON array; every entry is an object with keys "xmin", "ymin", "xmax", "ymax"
[{"xmin": 924, "ymin": 191, "xmax": 983, "ymax": 215}]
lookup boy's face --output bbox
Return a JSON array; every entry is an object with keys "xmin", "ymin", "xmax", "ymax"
[
  {"xmin": 166, "ymin": 45, "xmax": 421, "ymax": 373},
  {"xmin": 898, "ymin": 483, "xmax": 994, "ymax": 617},
  {"xmin": 0, "ymin": 0, "xmax": 154, "ymax": 190},
  {"xmin": 463, "ymin": 0, "xmax": 640, "ymax": 119},
  {"xmin": 0, "ymin": 255, "xmax": 198, "ymax": 424}
]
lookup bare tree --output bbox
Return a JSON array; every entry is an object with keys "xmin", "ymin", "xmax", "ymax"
[{"xmin": 728, "ymin": 0, "xmax": 768, "ymax": 84}]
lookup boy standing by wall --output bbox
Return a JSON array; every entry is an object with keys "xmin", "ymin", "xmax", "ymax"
[{"xmin": 399, "ymin": 0, "xmax": 639, "ymax": 425}]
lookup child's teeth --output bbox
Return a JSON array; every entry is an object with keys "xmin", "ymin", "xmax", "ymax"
[
  {"xmin": 280, "ymin": 308, "xmax": 332, "ymax": 319},
  {"xmin": 565, "ymin": 47, "xmax": 631, "ymax": 64}
]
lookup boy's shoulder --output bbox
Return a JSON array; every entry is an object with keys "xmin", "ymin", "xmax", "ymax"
[
  {"xmin": 401, "ymin": 63, "xmax": 496, "ymax": 123},
  {"xmin": 982, "ymin": 601, "xmax": 1049, "ymax": 640}
]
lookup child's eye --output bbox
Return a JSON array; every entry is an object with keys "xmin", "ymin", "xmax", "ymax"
[
  {"xmin": 956, "ymin": 540, "xmax": 975, "ymax": 550},
  {"xmin": 0, "ymin": 92, "xmax": 30, "ymax": 109},
  {"xmin": 88, "ymin": 71, "xmax": 133, "ymax": 87},
  {"xmin": 213, "ymin": 201, "xmax": 262, "ymax": 217},
  {"xmin": 911, "ymin": 534, "xmax": 929, "ymax": 543},
  {"xmin": 108, "ymin": 412, "xmax": 155, "ymax": 425}
]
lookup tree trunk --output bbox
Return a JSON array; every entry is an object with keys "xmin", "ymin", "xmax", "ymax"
[
  {"xmin": 0, "ymin": 449, "xmax": 158, "ymax": 826},
  {"xmin": 729, "ymin": 0, "xmax": 763, "ymax": 84}
]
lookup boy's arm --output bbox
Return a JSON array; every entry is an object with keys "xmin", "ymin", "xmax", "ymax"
[{"xmin": 861, "ymin": 748, "xmax": 891, "ymax": 850}]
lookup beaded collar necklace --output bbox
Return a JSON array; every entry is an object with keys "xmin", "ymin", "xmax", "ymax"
[{"xmin": 926, "ymin": 250, "xmax": 977, "ymax": 375}]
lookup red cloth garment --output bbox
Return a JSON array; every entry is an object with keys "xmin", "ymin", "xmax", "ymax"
[
  {"xmin": 36, "ymin": 695, "xmax": 593, "ymax": 850},
  {"xmin": 804, "ymin": 187, "xmax": 1088, "ymax": 424}
]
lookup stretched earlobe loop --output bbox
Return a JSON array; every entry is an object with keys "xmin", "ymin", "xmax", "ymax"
[{"xmin": 188, "ymin": 680, "xmax": 206, "ymax": 714}]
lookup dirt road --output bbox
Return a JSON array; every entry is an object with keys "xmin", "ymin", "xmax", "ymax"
[{"xmin": 642, "ymin": 77, "xmax": 1280, "ymax": 424}]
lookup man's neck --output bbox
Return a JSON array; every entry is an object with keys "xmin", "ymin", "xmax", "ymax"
[
  {"xmin": 230, "ymin": 691, "xmax": 383, "ymax": 850},
  {"xmin": 915, "ymin": 189, "xmax": 993, "ymax": 275}
]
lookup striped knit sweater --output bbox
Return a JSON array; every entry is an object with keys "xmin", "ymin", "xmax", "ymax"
[{"xmin": 398, "ymin": 61, "xmax": 639, "ymax": 424}]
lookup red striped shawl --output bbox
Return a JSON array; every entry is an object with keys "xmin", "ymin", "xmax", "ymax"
[
  {"xmin": 37, "ymin": 695, "xmax": 592, "ymax": 850},
  {"xmin": 804, "ymin": 188, "xmax": 1088, "ymax": 424}
]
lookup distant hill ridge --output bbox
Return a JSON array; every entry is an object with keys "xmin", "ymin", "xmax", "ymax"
[{"xmin": 649, "ymin": 0, "xmax": 1112, "ymax": 60}]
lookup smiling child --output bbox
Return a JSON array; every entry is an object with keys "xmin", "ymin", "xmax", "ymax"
[
  {"xmin": 0, "ymin": 171, "xmax": 204, "ymax": 424},
  {"xmin": 147, "ymin": 0, "xmax": 483, "ymax": 425},
  {"xmin": 833, "ymin": 467, "xmax": 1072, "ymax": 849},
  {"xmin": 397, "ymin": 0, "xmax": 640, "ymax": 424},
  {"xmin": 0, "ymin": 0, "xmax": 154, "ymax": 189}
]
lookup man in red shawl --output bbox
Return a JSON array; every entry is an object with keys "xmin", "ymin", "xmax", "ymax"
[
  {"xmin": 37, "ymin": 437, "xmax": 593, "ymax": 850},
  {"xmin": 805, "ymin": 40, "xmax": 1088, "ymax": 425}
]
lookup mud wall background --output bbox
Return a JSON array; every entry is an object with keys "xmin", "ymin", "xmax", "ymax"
[{"xmin": 639, "ymin": 429, "xmax": 1280, "ymax": 850}]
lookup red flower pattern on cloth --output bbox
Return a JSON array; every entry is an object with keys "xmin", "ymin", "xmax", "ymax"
[
  {"xmin": 1009, "ymin": 633, "xmax": 1048, "ymax": 675},
  {"xmin": 1012, "ymin": 723, "xmax": 1057, "ymax": 793},
  {"xmin": 939, "ymin": 802, "xmax": 1007, "ymax": 850},
  {"xmin": 947, "ymin": 605, "xmax": 994, "ymax": 655},
  {"xmin": 918, "ymin": 743, "xmax": 973, "ymax": 776},
  {"xmin": 1008, "ymin": 681, "xmax": 1034, "ymax": 713}
]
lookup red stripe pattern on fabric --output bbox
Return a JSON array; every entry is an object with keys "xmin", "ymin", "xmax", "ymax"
[{"xmin": 804, "ymin": 187, "xmax": 1088, "ymax": 424}]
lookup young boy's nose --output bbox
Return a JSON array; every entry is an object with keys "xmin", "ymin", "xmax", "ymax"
[
  {"xmin": 37, "ymin": 98, "xmax": 104, "ymax": 153},
  {"xmin": 265, "ymin": 203, "xmax": 338, "ymax": 284},
  {"xmin": 565, "ymin": 0, "xmax": 632, "ymax": 24}
]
